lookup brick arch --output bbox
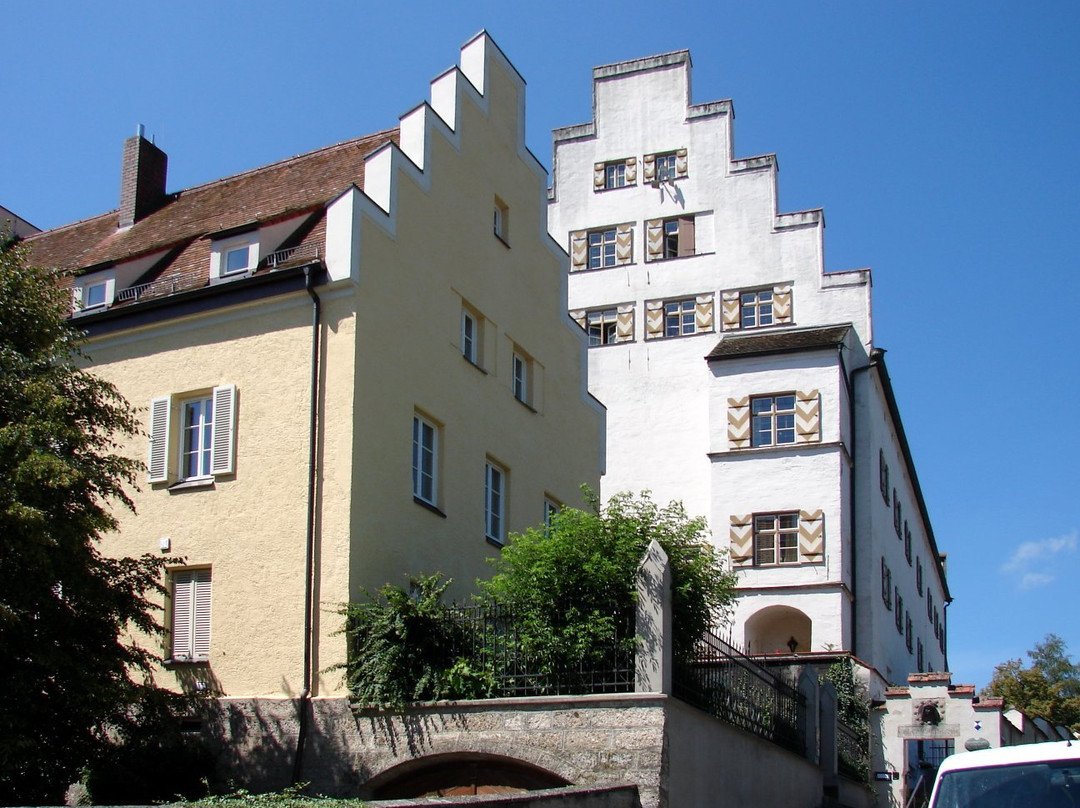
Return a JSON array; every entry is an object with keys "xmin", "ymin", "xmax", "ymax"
[{"xmin": 363, "ymin": 751, "xmax": 571, "ymax": 799}]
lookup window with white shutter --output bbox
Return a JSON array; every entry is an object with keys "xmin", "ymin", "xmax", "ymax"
[
  {"xmin": 171, "ymin": 568, "xmax": 211, "ymax": 662},
  {"xmin": 147, "ymin": 385, "xmax": 238, "ymax": 485}
]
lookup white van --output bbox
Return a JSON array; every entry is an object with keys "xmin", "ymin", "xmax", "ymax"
[{"xmin": 928, "ymin": 739, "xmax": 1079, "ymax": 807}]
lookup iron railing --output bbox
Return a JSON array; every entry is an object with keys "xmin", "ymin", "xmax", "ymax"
[
  {"xmin": 436, "ymin": 602, "xmax": 635, "ymax": 698},
  {"xmin": 837, "ymin": 716, "xmax": 870, "ymax": 782},
  {"xmin": 262, "ymin": 243, "xmax": 319, "ymax": 269},
  {"xmin": 673, "ymin": 627, "xmax": 806, "ymax": 754}
]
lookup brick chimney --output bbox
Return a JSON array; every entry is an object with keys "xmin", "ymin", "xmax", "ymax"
[{"xmin": 119, "ymin": 124, "xmax": 168, "ymax": 228}]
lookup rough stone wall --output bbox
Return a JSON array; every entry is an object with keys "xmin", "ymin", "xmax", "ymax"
[{"xmin": 202, "ymin": 695, "xmax": 666, "ymax": 806}]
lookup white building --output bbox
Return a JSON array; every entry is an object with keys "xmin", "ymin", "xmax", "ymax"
[{"xmin": 548, "ymin": 50, "xmax": 949, "ymax": 689}]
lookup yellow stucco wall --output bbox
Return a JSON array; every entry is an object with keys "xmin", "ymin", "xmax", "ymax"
[{"xmin": 83, "ymin": 38, "xmax": 603, "ymax": 700}]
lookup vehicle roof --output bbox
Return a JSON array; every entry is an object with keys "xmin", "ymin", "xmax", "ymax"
[{"xmin": 937, "ymin": 741, "xmax": 1079, "ymax": 776}]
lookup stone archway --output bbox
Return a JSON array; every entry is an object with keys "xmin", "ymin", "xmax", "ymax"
[
  {"xmin": 366, "ymin": 752, "xmax": 571, "ymax": 799},
  {"xmin": 744, "ymin": 605, "xmax": 812, "ymax": 655}
]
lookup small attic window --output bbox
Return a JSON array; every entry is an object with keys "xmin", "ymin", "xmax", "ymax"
[
  {"xmin": 72, "ymin": 270, "xmax": 115, "ymax": 316},
  {"xmin": 211, "ymin": 235, "xmax": 258, "ymax": 282}
]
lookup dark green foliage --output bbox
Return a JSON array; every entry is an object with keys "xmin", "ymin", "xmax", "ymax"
[
  {"xmin": 823, "ymin": 658, "xmax": 871, "ymax": 783},
  {"xmin": 983, "ymin": 633, "xmax": 1080, "ymax": 732},
  {"xmin": 336, "ymin": 574, "xmax": 492, "ymax": 706},
  {"xmin": 0, "ymin": 244, "xmax": 197, "ymax": 804},
  {"xmin": 480, "ymin": 489, "xmax": 738, "ymax": 664}
]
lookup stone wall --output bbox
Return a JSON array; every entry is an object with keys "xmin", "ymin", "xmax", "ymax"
[{"xmin": 199, "ymin": 692, "xmax": 861, "ymax": 808}]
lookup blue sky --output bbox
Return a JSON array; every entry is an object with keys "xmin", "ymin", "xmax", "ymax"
[{"xmin": 5, "ymin": 1, "xmax": 1078, "ymax": 690}]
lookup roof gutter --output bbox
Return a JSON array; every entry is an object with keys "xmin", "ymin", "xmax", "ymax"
[{"xmin": 292, "ymin": 264, "xmax": 322, "ymax": 785}]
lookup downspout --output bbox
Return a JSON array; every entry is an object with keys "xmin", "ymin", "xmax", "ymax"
[
  {"xmin": 293, "ymin": 264, "xmax": 321, "ymax": 785},
  {"xmin": 942, "ymin": 599, "xmax": 951, "ymax": 673},
  {"xmin": 845, "ymin": 347, "xmax": 881, "ymax": 662}
]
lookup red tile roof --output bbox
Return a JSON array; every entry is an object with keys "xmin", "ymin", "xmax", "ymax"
[{"xmin": 26, "ymin": 128, "xmax": 398, "ymax": 286}]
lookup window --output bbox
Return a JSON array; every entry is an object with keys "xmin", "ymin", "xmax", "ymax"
[
  {"xmin": 655, "ymin": 152, "xmax": 677, "ymax": 182},
  {"xmin": 148, "ymin": 385, "xmax": 237, "ymax": 484},
  {"xmin": 181, "ymin": 396, "xmax": 215, "ymax": 480},
  {"xmin": 895, "ymin": 591, "xmax": 904, "ymax": 633},
  {"xmin": 586, "ymin": 308, "xmax": 619, "ymax": 346},
  {"xmin": 916, "ymin": 557, "xmax": 924, "ymax": 595},
  {"xmin": 225, "ymin": 245, "xmax": 252, "ymax": 275},
  {"xmin": 212, "ymin": 236, "xmax": 258, "ymax": 281},
  {"xmin": 904, "ymin": 522, "xmax": 912, "ymax": 564},
  {"xmin": 412, "ymin": 414, "xmax": 438, "ymax": 506},
  {"xmin": 751, "ymin": 394, "xmax": 797, "ymax": 447},
  {"xmin": 754, "ymin": 513, "xmax": 799, "ymax": 566},
  {"xmin": 84, "ymin": 281, "xmax": 108, "ymax": 309},
  {"xmin": 905, "ymin": 612, "xmax": 913, "ymax": 653},
  {"xmin": 588, "ymin": 228, "xmax": 617, "ymax": 269},
  {"xmin": 740, "ymin": 289, "xmax": 774, "ymax": 329},
  {"xmin": 651, "ymin": 216, "xmax": 695, "ymax": 260},
  {"xmin": 170, "ymin": 568, "xmax": 211, "ymax": 662},
  {"xmin": 664, "ymin": 299, "xmax": 697, "ymax": 337},
  {"xmin": 881, "ymin": 558, "xmax": 893, "ymax": 609},
  {"xmin": 893, "ymin": 494, "xmax": 902, "ymax": 537},
  {"xmin": 493, "ymin": 196, "xmax": 509, "ymax": 243},
  {"xmin": 879, "ymin": 450, "xmax": 890, "ymax": 504},
  {"xmin": 485, "ymin": 461, "xmax": 506, "ymax": 544},
  {"xmin": 934, "ymin": 608, "xmax": 941, "ymax": 641},
  {"xmin": 605, "ymin": 161, "xmax": 627, "ymax": 189},
  {"xmin": 917, "ymin": 639, "xmax": 924, "ymax": 672},
  {"xmin": 543, "ymin": 497, "xmax": 561, "ymax": 530},
  {"xmin": 927, "ymin": 591, "xmax": 934, "ymax": 622},
  {"xmin": 461, "ymin": 310, "xmax": 478, "ymax": 364},
  {"xmin": 512, "ymin": 351, "xmax": 530, "ymax": 405}
]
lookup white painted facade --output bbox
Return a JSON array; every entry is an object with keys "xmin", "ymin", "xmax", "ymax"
[{"xmin": 549, "ymin": 51, "xmax": 948, "ymax": 688}]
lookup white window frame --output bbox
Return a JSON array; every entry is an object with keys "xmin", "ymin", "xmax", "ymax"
[
  {"xmin": 655, "ymin": 152, "xmax": 678, "ymax": 183},
  {"xmin": 181, "ymin": 395, "xmax": 215, "ymax": 480},
  {"xmin": 462, "ymin": 309, "xmax": 478, "ymax": 364},
  {"xmin": 663, "ymin": 299, "xmax": 697, "ymax": 337},
  {"xmin": 740, "ymin": 289, "xmax": 774, "ymax": 329},
  {"xmin": 512, "ymin": 351, "xmax": 531, "ymax": 406},
  {"xmin": 604, "ymin": 161, "xmax": 627, "ymax": 189},
  {"xmin": 148, "ymin": 384, "xmax": 237, "ymax": 484},
  {"xmin": 493, "ymin": 196, "xmax": 509, "ymax": 243},
  {"xmin": 485, "ymin": 461, "xmax": 507, "ymax": 544},
  {"xmin": 72, "ymin": 269, "xmax": 116, "ymax": 315},
  {"xmin": 412, "ymin": 413, "xmax": 438, "ymax": 506},
  {"xmin": 753, "ymin": 512, "xmax": 799, "ymax": 566},
  {"xmin": 211, "ymin": 236, "xmax": 258, "ymax": 281},
  {"xmin": 588, "ymin": 228, "xmax": 617, "ymax": 269},
  {"xmin": 170, "ymin": 568, "xmax": 211, "ymax": 662},
  {"xmin": 750, "ymin": 394, "xmax": 797, "ymax": 447},
  {"xmin": 586, "ymin": 308, "xmax": 619, "ymax": 346}
]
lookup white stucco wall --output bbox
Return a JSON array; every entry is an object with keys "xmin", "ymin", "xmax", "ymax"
[{"xmin": 549, "ymin": 51, "xmax": 942, "ymax": 682}]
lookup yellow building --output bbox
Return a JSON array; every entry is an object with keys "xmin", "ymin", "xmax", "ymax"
[{"xmin": 25, "ymin": 32, "xmax": 604, "ymax": 704}]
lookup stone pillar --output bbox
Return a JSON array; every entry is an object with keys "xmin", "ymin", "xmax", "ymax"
[
  {"xmin": 798, "ymin": 668, "xmax": 820, "ymax": 764},
  {"xmin": 635, "ymin": 540, "xmax": 672, "ymax": 694},
  {"xmin": 819, "ymin": 679, "xmax": 839, "ymax": 788}
]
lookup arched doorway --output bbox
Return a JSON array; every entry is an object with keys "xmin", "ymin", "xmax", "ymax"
[
  {"xmin": 744, "ymin": 605, "xmax": 812, "ymax": 655},
  {"xmin": 368, "ymin": 752, "xmax": 570, "ymax": 799}
]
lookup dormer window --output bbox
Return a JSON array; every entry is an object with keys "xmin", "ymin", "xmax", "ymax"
[
  {"xmin": 72, "ymin": 270, "xmax": 115, "ymax": 315},
  {"xmin": 211, "ymin": 234, "xmax": 258, "ymax": 282}
]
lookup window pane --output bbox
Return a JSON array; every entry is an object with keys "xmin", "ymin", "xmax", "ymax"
[
  {"xmin": 85, "ymin": 283, "xmax": 107, "ymax": 307},
  {"xmin": 225, "ymin": 246, "xmax": 250, "ymax": 274}
]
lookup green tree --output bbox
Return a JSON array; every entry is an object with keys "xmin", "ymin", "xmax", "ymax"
[
  {"xmin": 480, "ymin": 489, "xmax": 738, "ymax": 666},
  {"xmin": 0, "ymin": 243, "xmax": 191, "ymax": 804},
  {"xmin": 983, "ymin": 634, "xmax": 1080, "ymax": 733}
]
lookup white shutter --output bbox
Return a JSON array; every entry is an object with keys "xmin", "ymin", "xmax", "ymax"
[
  {"xmin": 210, "ymin": 384, "xmax": 236, "ymax": 475},
  {"xmin": 192, "ymin": 570, "xmax": 212, "ymax": 660},
  {"xmin": 148, "ymin": 396, "xmax": 171, "ymax": 483},
  {"xmin": 171, "ymin": 570, "xmax": 193, "ymax": 660}
]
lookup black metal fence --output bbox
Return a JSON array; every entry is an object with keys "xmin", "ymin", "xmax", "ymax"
[
  {"xmin": 672, "ymin": 627, "xmax": 806, "ymax": 754},
  {"xmin": 837, "ymin": 716, "xmax": 871, "ymax": 782},
  {"xmin": 438, "ymin": 602, "xmax": 635, "ymax": 698}
]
